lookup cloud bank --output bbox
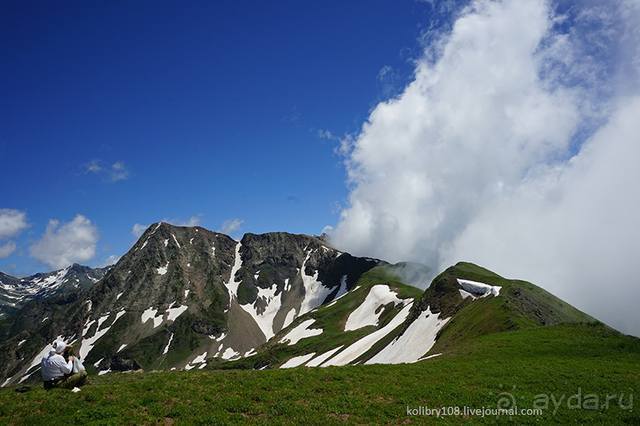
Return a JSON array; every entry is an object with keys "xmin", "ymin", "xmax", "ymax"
[
  {"xmin": 331, "ymin": 0, "xmax": 640, "ymax": 335},
  {"xmin": 30, "ymin": 215, "xmax": 99, "ymax": 269}
]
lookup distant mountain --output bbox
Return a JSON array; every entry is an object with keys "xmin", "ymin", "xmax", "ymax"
[
  {"xmin": 0, "ymin": 264, "xmax": 110, "ymax": 321},
  {"xmin": 0, "ymin": 222, "xmax": 597, "ymax": 387}
]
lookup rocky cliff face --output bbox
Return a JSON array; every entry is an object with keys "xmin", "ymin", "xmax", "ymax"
[{"xmin": 0, "ymin": 223, "xmax": 380, "ymax": 384}]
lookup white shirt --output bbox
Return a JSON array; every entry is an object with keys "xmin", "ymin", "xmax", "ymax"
[{"xmin": 41, "ymin": 351, "xmax": 73, "ymax": 381}]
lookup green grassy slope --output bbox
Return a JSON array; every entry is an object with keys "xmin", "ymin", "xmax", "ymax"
[
  {"xmin": 426, "ymin": 262, "xmax": 597, "ymax": 354},
  {"xmin": 1, "ymin": 323, "xmax": 637, "ymax": 424}
]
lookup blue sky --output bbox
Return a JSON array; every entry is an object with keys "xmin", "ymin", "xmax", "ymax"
[{"xmin": 1, "ymin": 0, "xmax": 442, "ymax": 275}]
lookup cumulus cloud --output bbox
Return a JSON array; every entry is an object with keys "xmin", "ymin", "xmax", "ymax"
[
  {"xmin": 331, "ymin": 0, "xmax": 640, "ymax": 335},
  {"xmin": 0, "ymin": 209, "xmax": 28, "ymax": 239},
  {"xmin": 0, "ymin": 242, "xmax": 16, "ymax": 258},
  {"xmin": 30, "ymin": 215, "xmax": 99, "ymax": 269},
  {"xmin": 220, "ymin": 218, "xmax": 244, "ymax": 236}
]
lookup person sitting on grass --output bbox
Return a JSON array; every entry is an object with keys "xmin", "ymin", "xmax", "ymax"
[{"xmin": 41, "ymin": 340, "xmax": 87, "ymax": 390}]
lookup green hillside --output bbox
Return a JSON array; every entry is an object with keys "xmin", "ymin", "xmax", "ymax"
[
  {"xmin": 3, "ymin": 262, "xmax": 636, "ymax": 424},
  {"xmin": 1, "ymin": 323, "xmax": 637, "ymax": 424}
]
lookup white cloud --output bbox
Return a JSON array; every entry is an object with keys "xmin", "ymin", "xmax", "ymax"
[
  {"xmin": 0, "ymin": 209, "xmax": 28, "ymax": 239},
  {"xmin": 443, "ymin": 97, "xmax": 640, "ymax": 336},
  {"xmin": 220, "ymin": 218, "xmax": 244, "ymax": 235},
  {"xmin": 317, "ymin": 129, "xmax": 338, "ymax": 141},
  {"xmin": 331, "ymin": 0, "xmax": 640, "ymax": 335},
  {"xmin": 84, "ymin": 160, "xmax": 130, "ymax": 182},
  {"xmin": 0, "ymin": 241, "xmax": 16, "ymax": 258},
  {"xmin": 84, "ymin": 160, "xmax": 102, "ymax": 174},
  {"xmin": 30, "ymin": 215, "xmax": 99, "ymax": 269},
  {"xmin": 110, "ymin": 161, "xmax": 129, "ymax": 182}
]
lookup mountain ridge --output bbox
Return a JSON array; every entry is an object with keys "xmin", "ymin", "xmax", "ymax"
[{"xmin": 0, "ymin": 222, "xmax": 602, "ymax": 387}]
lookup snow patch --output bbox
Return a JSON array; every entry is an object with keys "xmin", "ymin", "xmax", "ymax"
[
  {"xmin": 166, "ymin": 304, "xmax": 188, "ymax": 322},
  {"xmin": 79, "ymin": 310, "xmax": 126, "ymax": 359},
  {"xmin": 239, "ymin": 283, "xmax": 281, "ymax": 340},
  {"xmin": 96, "ymin": 312, "xmax": 111, "ymax": 330},
  {"xmin": 323, "ymin": 302, "xmax": 414, "ymax": 367},
  {"xmin": 224, "ymin": 243, "xmax": 243, "ymax": 298},
  {"xmin": 19, "ymin": 371, "xmax": 37, "ymax": 383},
  {"xmin": 114, "ymin": 309, "xmax": 126, "ymax": 322},
  {"xmin": 299, "ymin": 250, "xmax": 333, "ymax": 315},
  {"xmin": 171, "ymin": 234, "xmax": 181, "ymax": 248},
  {"xmin": 366, "ymin": 307, "xmax": 450, "ymax": 365},
  {"xmin": 117, "ymin": 344, "xmax": 127, "ymax": 353},
  {"xmin": 420, "ymin": 353, "xmax": 442, "ymax": 361},
  {"xmin": 141, "ymin": 307, "xmax": 163, "ymax": 328},
  {"xmin": 345, "ymin": 285, "xmax": 405, "ymax": 331},
  {"xmin": 459, "ymin": 289, "xmax": 476, "ymax": 300},
  {"xmin": 332, "ymin": 275, "xmax": 349, "ymax": 301},
  {"xmin": 156, "ymin": 262, "xmax": 169, "ymax": 276},
  {"xmin": 192, "ymin": 351, "xmax": 207, "ymax": 364},
  {"xmin": 456, "ymin": 279, "xmax": 501, "ymax": 297},
  {"xmin": 282, "ymin": 308, "xmax": 296, "ymax": 329},
  {"xmin": 280, "ymin": 353, "xmax": 316, "ymax": 369},
  {"xmin": 163, "ymin": 333, "xmax": 174, "ymax": 355},
  {"xmin": 280, "ymin": 319, "xmax": 323, "ymax": 345},
  {"xmin": 116, "ymin": 292, "xmax": 124, "ymax": 300},
  {"xmin": 306, "ymin": 346, "xmax": 344, "ymax": 367},
  {"xmin": 221, "ymin": 348, "xmax": 240, "ymax": 360},
  {"xmin": 209, "ymin": 332, "xmax": 226, "ymax": 342}
]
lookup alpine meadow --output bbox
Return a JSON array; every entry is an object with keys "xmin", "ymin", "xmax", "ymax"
[{"xmin": 1, "ymin": 0, "xmax": 638, "ymax": 424}]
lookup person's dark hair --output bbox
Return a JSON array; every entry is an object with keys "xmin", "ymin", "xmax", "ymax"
[{"xmin": 63, "ymin": 345, "xmax": 77, "ymax": 360}]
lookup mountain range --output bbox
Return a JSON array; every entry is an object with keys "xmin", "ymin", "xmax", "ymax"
[{"xmin": 0, "ymin": 222, "xmax": 598, "ymax": 387}]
